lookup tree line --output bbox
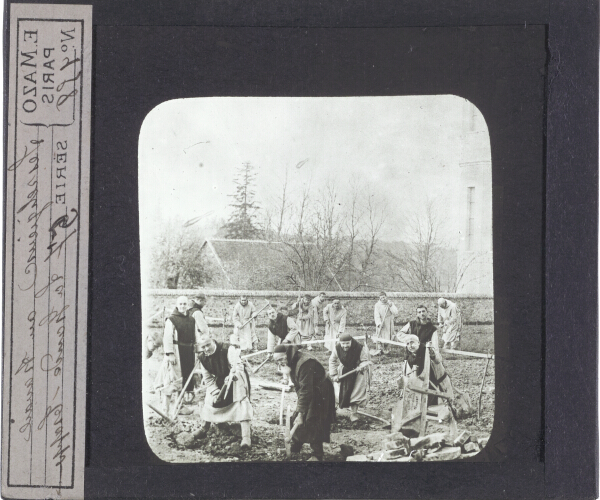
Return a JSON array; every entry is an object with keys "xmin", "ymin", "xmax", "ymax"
[{"xmin": 150, "ymin": 162, "xmax": 473, "ymax": 292}]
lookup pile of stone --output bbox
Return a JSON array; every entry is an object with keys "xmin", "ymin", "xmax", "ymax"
[{"xmin": 347, "ymin": 430, "xmax": 488, "ymax": 462}]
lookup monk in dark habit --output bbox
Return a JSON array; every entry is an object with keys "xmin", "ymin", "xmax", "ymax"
[
  {"xmin": 162, "ymin": 296, "xmax": 198, "ymax": 407},
  {"xmin": 272, "ymin": 344, "xmax": 336, "ymax": 461},
  {"xmin": 266, "ymin": 307, "xmax": 302, "ymax": 355}
]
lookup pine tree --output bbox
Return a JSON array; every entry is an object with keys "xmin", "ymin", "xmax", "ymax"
[{"xmin": 222, "ymin": 162, "xmax": 262, "ymax": 239}]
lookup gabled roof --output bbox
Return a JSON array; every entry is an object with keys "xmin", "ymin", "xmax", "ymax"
[
  {"xmin": 201, "ymin": 239, "xmax": 292, "ymax": 289},
  {"xmin": 206, "ymin": 239, "xmax": 286, "ymax": 266}
]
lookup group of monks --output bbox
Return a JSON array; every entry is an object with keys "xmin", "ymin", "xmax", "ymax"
[{"xmin": 151, "ymin": 291, "xmax": 463, "ymax": 461}]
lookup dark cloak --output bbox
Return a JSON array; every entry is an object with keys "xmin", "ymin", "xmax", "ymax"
[
  {"xmin": 167, "ymin": 308, "xmax": 196, "ymax": 393},
  {"xmin": 268, "ymin": 313, "xmax": 289, "ymax": 340},
  {"xmin": 285, "ymin": 346, "xmax": 336, "ymax": 444}
]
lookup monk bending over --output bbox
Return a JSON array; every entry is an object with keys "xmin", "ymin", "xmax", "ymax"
[
  {"xmin": 193, "ymin": 334, "xmax": 253, "ymax": 450},
  {"xmin": 273, "ymin": 344, "xmax": 336, "ymax": 461}
]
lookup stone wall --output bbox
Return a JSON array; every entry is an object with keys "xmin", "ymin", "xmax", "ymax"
[{"xmin": 145, "ymin": 289, "xmax": 494, "ymax": 327}]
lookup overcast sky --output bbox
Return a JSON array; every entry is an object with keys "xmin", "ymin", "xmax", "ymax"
[{"xmin": 138, "ymin": 95, "xmax": 489, "ymax": 245}]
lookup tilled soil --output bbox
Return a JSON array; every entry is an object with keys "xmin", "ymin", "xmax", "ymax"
[{"xmin": 143, "ymin": 325, "xmax": 494, "ymax": 462}]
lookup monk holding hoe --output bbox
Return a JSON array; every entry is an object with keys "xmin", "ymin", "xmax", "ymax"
[
  {"xmin": 191, "ymin": 333, "xmax": 253, "ymax": 450},
  {"xmin": 329, "ymin": 332, "xmax": 371, "ymax": 422},
  {"xmin": 273, "ymin": 344, "xmax": 336, "ymax": 461}
]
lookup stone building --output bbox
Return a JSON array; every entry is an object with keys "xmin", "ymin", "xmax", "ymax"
[{"xmin": 456, "ymin": 100, "xmax": 494, "ymax": 294}]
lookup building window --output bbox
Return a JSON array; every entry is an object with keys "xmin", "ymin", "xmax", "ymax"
[{"xmin": 467, "ymin": 187, "xmax": 475, "ymax": 250}]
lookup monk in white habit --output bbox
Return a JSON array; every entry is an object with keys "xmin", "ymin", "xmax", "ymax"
[
  {"xmin": 292, "ymin": 294, "xmax": 318, "ymax": 350},
  {"xmin": 232, "ymin": 295, "xmax": 258, "ymax": 352},
  {"xmin": 437, "ymin": 298, "xmax": 463, "ymax": 349},
  {"xmin": 373, "ymin": 291, "xmax": 398, "ymax": 354},
  {"xmin": 188, "ymin": 294, "xmax": 210, "ymax": 337},
  {"xmin": 192, "ymin": 333, "xmax": 253, "ymax": 449},
  {"xmin": 323, "ymin": 298, "xmax": 347, "ymax": 351},
  {"xmin": 329, "ymin": 332, "xmax": 371, "ymax": 422},
  {"xmin": 311, "ymin": 292, "xmax": 326, "ymax": 332}
]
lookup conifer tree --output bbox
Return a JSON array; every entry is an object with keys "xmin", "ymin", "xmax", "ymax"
[{"xmin": 222, "ymin": 162, "xmax": 262, "ymax": 239}]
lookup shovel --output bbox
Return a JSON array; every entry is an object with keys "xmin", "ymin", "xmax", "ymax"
[
  {"xmin": 356, "ymin": 410, "xmax": 391, "ymax": 426},
  {"xmin": 285, "ymin": 414, "xmax": 302, "ymax": 445}
]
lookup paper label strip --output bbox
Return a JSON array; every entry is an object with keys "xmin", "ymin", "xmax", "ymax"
[{"xmin": 3, "ymin": 4, "xmax": 91, "ymax": 499}]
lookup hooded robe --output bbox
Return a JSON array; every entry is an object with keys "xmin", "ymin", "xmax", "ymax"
[
  {"xmin": 267, "ymin": 313, "xmax": 301, "ymax": 352},
  {"xmin": 294, "ymin": 300, "xmax": 318, "ymax": 342},
  {"xmin": 285, "ymin": 346, "xmax": 336, "ymax": 444},
  {"xmin": 329, "ymin": 338, "xmax": 370, "ymax": 408},
  {"xmin": 232, "ymin": 301, "xmax": 258, "ymax": 350},
  {"xmin": 162, "ymin": 308, "xmax": 198, "ymax": 392},
  {"xmin": 199, "ymin": 341, "xmax": 253, "ymax": 423},
  {"xmin": 323, "ymin": 304, "xmax": 347, "ymax": 352},
  {"xmin": 438, "ymin": 299, "xmax": 463, "ymax": 346},
  {"xmin": 374, "ymin": 300, "xmax": 398, "ymax": 341},
  {"xmin": 188, "ymin": 303, "xmax": 210, "ymax": 337},
  {"xmin": 401, "ymin": 320, "xmax": 445, "ymax": 406}
]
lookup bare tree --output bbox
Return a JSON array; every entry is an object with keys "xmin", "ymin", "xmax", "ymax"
[
  {"xmin": 265, "ymin": 177, "xmax": 389, "ymax": 291},
  {"xmin": 279, "ymin": 186, "xmax": 321, "ymax": 290},
  {"xmin": 357, "ymin": 191, "xmax": 388, "ymax": 278},
  {"xmin": 262, "ymin": 166, "xmax": 290, "ymax": 241},
  {"xmin": 271, "ymin": 181, "xmax": 348, "ymax": 290},
  {"xmin": 453, "ymin": 250, "xmax": 493, "ymax": 293},
  {"xmin": 384, "ymin": 199, "xmax": 471, "ymax": 293},
  {"xmin": 343, "ymin": 186, "xmax": 362, "ymax": 287},
  {"xmin": 339, "ymin": 182, "xmax": 389, "ymax": 290},
  {"xmin": 276, "ymin": 167, "xmax": 289, "ymax": 237},
  {"xmin": 150, "ymin": 220, "xmax": 211, "ymax": 289}
]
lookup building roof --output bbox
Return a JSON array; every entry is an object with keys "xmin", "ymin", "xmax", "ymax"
[{"xmin": 201, "ymin": 239, "xmax": 293, "ymax": 290}]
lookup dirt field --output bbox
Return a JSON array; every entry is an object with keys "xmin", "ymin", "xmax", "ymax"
[{"xmin": 142, "ymin": 325, "xmax": 494, "ymax": 462}]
